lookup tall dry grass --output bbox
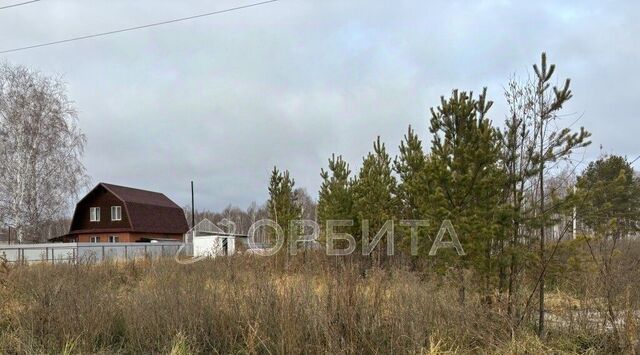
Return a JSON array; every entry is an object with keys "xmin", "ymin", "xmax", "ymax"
[{"xmin": 0, "ymin": 251, "xmax": 637, "ymax": 354}]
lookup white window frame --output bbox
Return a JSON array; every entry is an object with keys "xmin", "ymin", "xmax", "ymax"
[
  {"xmin": 90, "ymin": 236, "xmax": 100, "ymax": 243},
  {"xmin": 90, "ymin": 207, "xmax": 100, "ymax": 222},
  {"xmin": 111, "ymin": 206, "xmax": 122, "ymax": 221},
  {"xmin": 109, "ymin": 235, "xmax": 119, "ymax": 243}
]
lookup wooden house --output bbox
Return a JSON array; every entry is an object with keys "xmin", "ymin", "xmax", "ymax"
[{"xmin": 52, "ymin": 183, "xmax": 189, "ymax": 243}]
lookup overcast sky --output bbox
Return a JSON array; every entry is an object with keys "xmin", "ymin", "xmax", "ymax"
[{"xmin": 1, "ymin": 0, "xmax": 638, "ymax": 211}]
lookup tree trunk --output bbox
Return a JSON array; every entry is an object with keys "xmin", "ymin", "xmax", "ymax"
[
  {"xmin": 458, "ymin": 268, "xmax": 466, "ymax": 305},
  {"xmin": 538, "ymin": 113, "xmax": 546, "ymax": 338},
  {"xmin": 507, "ymin": 221, "xmax": 519, "ymax": 317}
]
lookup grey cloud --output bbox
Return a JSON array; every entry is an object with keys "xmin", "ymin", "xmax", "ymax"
[{"xmin": 1, "ymin": 0, "xmax": 638, "ymax": 210}]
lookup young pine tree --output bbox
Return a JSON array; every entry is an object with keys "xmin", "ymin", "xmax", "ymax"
[
  {"xmin": 352, "ymin": 137, "xmax": 398, "ymax": 266},
  {"xmin": 317, "ymin": 154, "xmax": 354, "ymax": 241},
  {"xmin": 394, "ymin": 125, "xmax": 430, "ymax": 255},
  {"xmin": 577, "ymin": 155, "xmax": 640, "ymax": 236},
  {"xmin": 267, "ymin": 166, "xmax": 302, "ymax": 251},
  {"xmin": 575, "ymin": 155, "xmax": 640, "ymax": 341},
  {"xmin": 394, "ymin": 125, "xmax": 428, "ymax": 220},
  {"xmin": 530, "ymin": 52, "xmax": 591, "ymax": 337},
  {"xmin": 425, "ymin": 88, "xmax": 505, "ymax": 301}
]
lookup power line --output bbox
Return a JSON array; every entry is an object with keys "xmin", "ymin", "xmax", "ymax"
[
  {"xmin": 630, "ymin": 155, "xmax": 640, "ymax": 166},
  {"xmin": 0, "ymin": 0, "xmax": 40, "ymax": 11},
  {"xmin": 0, "ymin": 0, "xmax": 278, "ymax": 54}
]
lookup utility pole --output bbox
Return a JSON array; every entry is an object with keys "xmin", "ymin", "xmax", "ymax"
[{"xmin": 191, "ymin": 181, "xmax": 195, "ymax": 228}]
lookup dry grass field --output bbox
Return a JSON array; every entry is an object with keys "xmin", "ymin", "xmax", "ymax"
[{"xmin": 0, "ymin": 249, "xmax": 638, "ymax": 354}]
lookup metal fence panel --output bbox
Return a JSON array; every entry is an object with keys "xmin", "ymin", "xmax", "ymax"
[{"xmin": 0, "ymin": 242, "xmax": 184, "ymax": 264}]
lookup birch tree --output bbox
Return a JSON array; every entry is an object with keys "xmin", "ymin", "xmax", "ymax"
[
  {"xmin": 501, "ymin": 77, "xmax": 539, "ymax": 318},
  {"xmin": 0, "ymin": 63, "xmax": 87, "ymax": 243}
]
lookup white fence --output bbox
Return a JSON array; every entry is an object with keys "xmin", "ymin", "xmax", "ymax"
[{"xmin": 0, "ymin": 242, "xmax": 183, "ymax": 264}]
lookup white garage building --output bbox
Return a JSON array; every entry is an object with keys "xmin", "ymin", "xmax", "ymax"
[{"xmin": 185, "ymin": 219, "xmax": 243, "ymax": 258}]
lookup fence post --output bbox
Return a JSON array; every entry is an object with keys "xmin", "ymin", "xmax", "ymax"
[
  {"xmin": 51, "ymin": 248, "xmax": 55, "ymax": 264},
  {"xmin": 102, "ymin": 245, "xmax": 105, "ymax": 262}
]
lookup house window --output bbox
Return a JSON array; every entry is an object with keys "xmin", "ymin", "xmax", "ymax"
[
  {"xmin": 90, "ymin": 236, "xmax": 100, "ymax": 243},
  {"xmin": 109, "ymin": 235, "xmax": 119, "ymax": 243},
  {"xmin": 90, "ymin": 207, "xmax": 100, "ymax": 222},
  {"xmin": 111, "ymin": 206, "xmax": 122, "ymax": 221}
]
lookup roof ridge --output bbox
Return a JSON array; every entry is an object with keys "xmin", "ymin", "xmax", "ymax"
[{"xmin": 100, "ymin": 182, "xmax": 165, "ymax": 195}]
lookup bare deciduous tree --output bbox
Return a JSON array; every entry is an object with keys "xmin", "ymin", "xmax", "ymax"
[
  {"xmin": 0, "ymin": 63, "xmax": 88, "ymax": 243},
  {"xmin": 294, "ymin": 187, "xmax": 316, "ymax": 222}
]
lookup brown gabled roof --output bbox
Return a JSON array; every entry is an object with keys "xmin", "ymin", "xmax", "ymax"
[
  {"xmin": 101, "ymin": 183, "xmax": 189, "ymax": 235},
  {"xmin": 101, "ymin": 183, "xmax": 181, "ymax": 208},
  {"xmin": 67, "ymin": 183, "xmax": 189, "ymax": 236}
]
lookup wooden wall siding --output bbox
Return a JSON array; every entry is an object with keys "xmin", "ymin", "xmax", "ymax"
[{"xmin": 70, "ymin": 185, "xmax": 130, "ymax": 231}]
